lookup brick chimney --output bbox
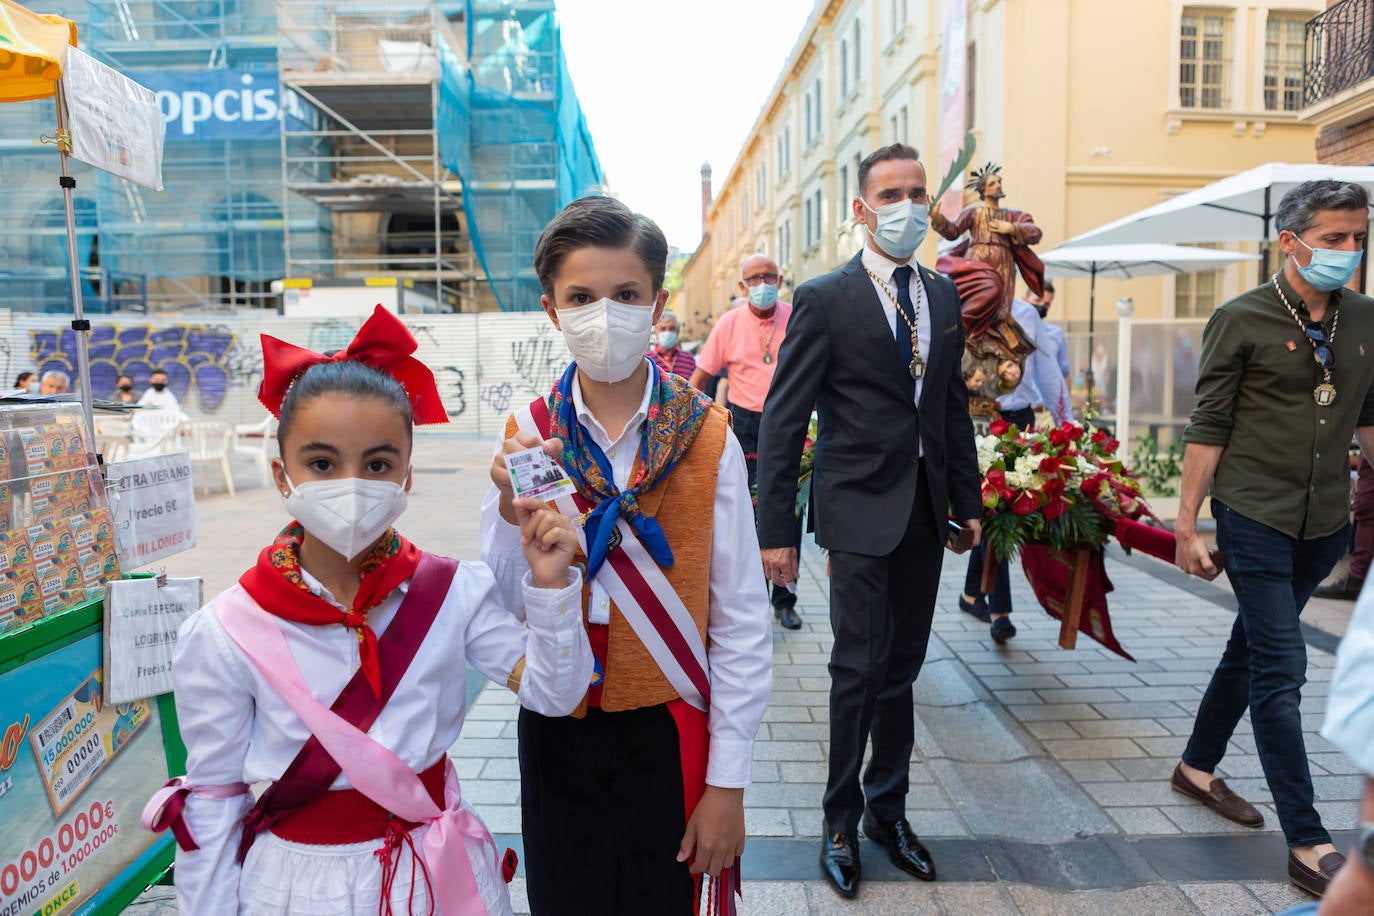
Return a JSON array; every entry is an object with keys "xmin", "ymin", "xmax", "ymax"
[{"xmin": 700, "ymin": 162, "xmax": 712, "ymax": 237}]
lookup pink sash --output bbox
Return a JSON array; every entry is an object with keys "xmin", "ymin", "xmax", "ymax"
[{"xmin": 215, "ymin": 581, "xmax": 496, "ymax": 916}]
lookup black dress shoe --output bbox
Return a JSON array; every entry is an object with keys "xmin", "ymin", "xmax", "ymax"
[
  {"xmin": 819, "ymin": 829, "xmax": 860, "ymax": 898},
  {"xmin": 990, "ymin": 615, "xmax": 1017, "ymax": 644},
  {"xmin": 774, "ymin": 604, "xmax": 802, "ymax": 630},
  {"xmin": 862, "ymin": 811, "xmax": 936, "ymax": 881},
  {"xmin": 958, "ymin": 594, "xmax": 991, "ymax": 622}
]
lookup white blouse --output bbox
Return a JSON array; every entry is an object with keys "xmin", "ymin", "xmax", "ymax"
[{"xmin": 171, "ymin": 560, "xmax": 589, "ymax": 915}]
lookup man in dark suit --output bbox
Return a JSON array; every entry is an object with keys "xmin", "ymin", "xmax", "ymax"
[{"xmin": 756, "ymin": 143, "xmax": 982, "ymax": 899}]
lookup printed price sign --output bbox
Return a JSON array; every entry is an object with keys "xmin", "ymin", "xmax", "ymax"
[
  {"xmin": 103, "ymin": 577, "xmax": 202, "ymax": 704},
  {"xmin": 105, "ymin": 452, "xmax": 197, "ymax": 568}
]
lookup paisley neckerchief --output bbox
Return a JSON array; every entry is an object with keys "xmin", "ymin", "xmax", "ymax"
[
  {"xmin": 549, "ymin": 358, "xmax": 711, "ymax": 578},
  {"xmin": 238, "ymin": 523, "xmax": 421, "ymax": 697}
]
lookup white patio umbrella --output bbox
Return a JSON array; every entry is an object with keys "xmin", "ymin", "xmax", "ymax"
[
  {"xmin": 1039, "ymin": 243, "xmax": 1259, "ymax": 412},
  {"xmin": 1057, "ymin": 163, "xmax": 1374, "ymax": 284}
]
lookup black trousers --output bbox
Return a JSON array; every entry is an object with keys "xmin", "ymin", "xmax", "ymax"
[
  {"xmin": 823, "ymin": 462, "xmax": 942, "ymax": 834},
  {"xmin": 519, "ymin": 704, "xmax": 694, "ymax": 915},
  {"xmin": 730, "ymin": 401, "xmax": 798, "ymax": 611},
  {"xmin": 963, "ymin": 405, "xmax": 1036, "ymax": 615}
]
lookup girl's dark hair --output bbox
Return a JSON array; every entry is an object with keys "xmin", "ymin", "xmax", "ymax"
[
  {"xmin": 276, "ymin": 360, "xmax": 413, "ymax": 447},
  {"xmin": 534, "ymin": 196, "xmax": 668, "ymax": 298}
]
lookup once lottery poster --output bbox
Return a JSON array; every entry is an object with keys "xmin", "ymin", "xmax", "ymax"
[{"xmin": 0, "ymin": 632, "xmax": 171, "ymax": 916}]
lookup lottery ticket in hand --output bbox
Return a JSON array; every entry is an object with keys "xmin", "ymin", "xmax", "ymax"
[{"xmin": 504, "ymin": 446, "xmax": 576, "ymax": 501}]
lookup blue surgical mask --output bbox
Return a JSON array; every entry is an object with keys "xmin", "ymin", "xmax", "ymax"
[
  {"xmin": 656, "ymin": 330, "xmax": 679, "ymax": 349},
  {"xmin": 748, "ymin": 283, "xmax": 779, "ymax": 308},
  {"xmin": 863, "ymin": 198, "xmax": 929, "ymax": 260},
  {"xmin": 1295, "ymin": 237, "xmax": 1363, "ymax": 292}
]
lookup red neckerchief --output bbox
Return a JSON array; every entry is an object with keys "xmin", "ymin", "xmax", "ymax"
[{"xmin": 238, "ymin": 523, "xmax": 421, "ymax": 697}]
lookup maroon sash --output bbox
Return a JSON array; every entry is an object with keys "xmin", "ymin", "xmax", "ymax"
[{"xmin": 236, "ymin": 552, "xmax": 458, "ymax": 861}]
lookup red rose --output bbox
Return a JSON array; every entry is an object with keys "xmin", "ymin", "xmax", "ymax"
[
  {"xmin": 1011, "ymin": 489, "xmax": 1041, "ymax": 516},
  {"xmin": 1048, "ymin": 428, "xmax": 1069, "ymax": 447},
  {"xmin": 1104, "ymin": 437, "xmax": 1120, "ymax": 455},
  {"xmin": 1081, "ymin": 474, "xmax": 1106, "ymax": 498},
  {"xmin": 1042, "ymin": 477, "xmax": 1066, "ymax": 499},
  {"xmin": 989, "ymin": 419, "xmax": 1010, "ymax": 436},
  {"xmin": 1066, "ymin": 424, "xmax": 1084, "ymax": 441},
  {"xmin": 1091, "ymin": 429, "xmax": 1108, "ymax": 444},
  {"xmin": 1039, "ymin": 456, "xmax": 1063, "ymax": 476},
  {"xmin": 1030, "ymin": 440, "xmax": 1044, "ymax": 454},
  {"xmin": 803, "ymin": 437, "xmax": 814, "ymax": 452}
]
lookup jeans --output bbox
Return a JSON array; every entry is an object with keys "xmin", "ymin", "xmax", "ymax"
[
  {"xmin": 963, "ymin": 406, "xmax": 1035, "ymax": 615},
  {"xmin": 1182, "ymin": 500, "xmax": 1348, "ymax": 848},
  {"xmin": 731, "ymin": 402, "xmax": 798, "ymax": 611}
]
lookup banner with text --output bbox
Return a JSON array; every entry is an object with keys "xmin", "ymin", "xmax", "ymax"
[
  {"xmin": 0, "ymin": 632, "xmax": 171, "ymax": 916},
  {"xmin": 106, "ymin": 452, "xmax": 197, "ymax": 569},
  {"xmin": 124, "ymin": 68, "xmax": 304, "ymax": 141},
  {"xmin": 103, "ymin": 577, "xmax": 202, "ymax": 704}
]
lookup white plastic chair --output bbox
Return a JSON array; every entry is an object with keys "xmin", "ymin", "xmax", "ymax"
[
  {"xmin": 233, "ymin": 415, "xmax": 277, "ymax": 488},
  {"xmin": 176, "ymin": 419, "xmax": 236, "ymax": 497},
  {"xmin": 129, "ymin": 409, "xmax": 184, "ymax": 447},
  {"xmin": 126, "ymin": 422, "xmax": 182, "ymax": 458},
  {"xmin": 96, "ymin": 436, "xmax": 129, "ymax": 463}
]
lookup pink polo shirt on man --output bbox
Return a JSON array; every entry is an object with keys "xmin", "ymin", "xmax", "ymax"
[{"xmin": 695, "ymin": 301, "xmax": 792, "ymax": 412}]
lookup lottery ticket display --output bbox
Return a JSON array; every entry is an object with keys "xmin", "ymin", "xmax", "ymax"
[{"xmin": 0, "ymin": 403, "xmax": 121, "ymax": 635}]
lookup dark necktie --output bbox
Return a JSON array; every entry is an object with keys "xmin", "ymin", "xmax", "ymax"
[{"xmin": 892, "ymin": 265, "xmax": 916, "ymax": 395}]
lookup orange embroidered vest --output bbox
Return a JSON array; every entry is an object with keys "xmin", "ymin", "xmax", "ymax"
[{"xmin": 504, "ymin": 403, "xmax": 730, "ymax": 714}]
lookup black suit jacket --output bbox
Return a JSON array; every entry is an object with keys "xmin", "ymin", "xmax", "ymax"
[{"xmin": 757, "ymin": 250, "xmax": 982, "ymax": 556}]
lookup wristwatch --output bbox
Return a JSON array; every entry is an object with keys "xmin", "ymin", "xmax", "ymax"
[{"xmin": 1361, "ymin": 822, "xmax": 1374, "ymax": 872}]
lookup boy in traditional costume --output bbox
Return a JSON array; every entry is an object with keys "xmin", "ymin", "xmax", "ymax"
[
  {"xmin": 143, "ymin": 306, "xmax": 592, "ymax": 915},
  {"xmin": 480, "ymin": 197, "xmax": 774, "ymax": 914}
]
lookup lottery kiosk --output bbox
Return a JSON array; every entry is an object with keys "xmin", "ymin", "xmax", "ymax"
[{"xmin": 0, "ymin": 401, "xmax": 185, "ymax": 916}]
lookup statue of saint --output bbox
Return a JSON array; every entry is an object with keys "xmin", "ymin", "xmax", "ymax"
[{"xmin": 931, "ymin": 163, "xmax": 1047, "ymax": 416}]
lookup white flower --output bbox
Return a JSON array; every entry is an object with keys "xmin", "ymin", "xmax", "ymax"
[{"xmin": 975, "ymin": 435, "xmax": 1000, "ymax": 473}]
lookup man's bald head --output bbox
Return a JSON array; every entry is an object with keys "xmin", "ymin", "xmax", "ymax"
[{"xmin": 740, "ymin": 253, "xmax": 778, "ymax": 280}]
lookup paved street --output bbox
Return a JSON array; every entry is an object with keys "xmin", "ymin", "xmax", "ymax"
[{"xmin": 128, "ymin": 434, "xmax": 1362, "ymax": 914}]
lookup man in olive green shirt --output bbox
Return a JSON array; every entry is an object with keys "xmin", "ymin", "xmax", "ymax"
[{"xmin": 1173, "ymin": 179, "xmax": 1373, "ymax": 898}]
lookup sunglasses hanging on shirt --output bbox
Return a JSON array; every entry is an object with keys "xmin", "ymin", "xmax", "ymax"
[{"xmin": 1272, "ymin": 274, "xmax": 1338, "ymax": 407}]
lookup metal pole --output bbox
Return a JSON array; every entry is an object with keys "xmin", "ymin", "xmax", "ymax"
[
  {"xmin": 1116, "ymin": 311, "xmax": 1132, "ymax": 450},
  {"xmin": 54, "ymin": 82, "xmax": 96, "ymax": 439},
  {"xmin": 1085, "ymin": 264, "xmax": 1097, "ymax": 420}
]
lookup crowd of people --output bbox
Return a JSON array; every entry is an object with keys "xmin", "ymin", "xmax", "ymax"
[{"xmin": 126, "ymin": 147, "xmax": 1374, "ymax": 914}]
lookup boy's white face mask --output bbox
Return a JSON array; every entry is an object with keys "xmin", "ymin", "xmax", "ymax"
[
  {"xmin": 283, "ymin": 474, "xmax": 409, "ymax": 561},
  {"xmin": 558, "ymin": 298, "xmax": 654, "ymax": 383}
]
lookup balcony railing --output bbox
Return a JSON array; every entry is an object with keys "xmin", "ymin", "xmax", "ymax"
[{"xmin": 1304, "ymin": 0, "xmax": 1374, "ymax": 107}]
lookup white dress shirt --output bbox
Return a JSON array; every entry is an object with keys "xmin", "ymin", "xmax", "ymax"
[
  {"xmin": 479, "ymin": 371, "xmax": 774, "ymax": 788},
  {"xmin": 1322, "ymin": 582, "xmax": 1374, "ymax": 776},
  {"xmin": 171, "ymin": 561, "xmax": 588, "ymax": 914},
  {"xmin": 860, "ymin": 245, "xmax": 933, "ymax": 408}
]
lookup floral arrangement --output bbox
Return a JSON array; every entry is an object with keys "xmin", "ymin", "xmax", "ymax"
[{"xmin": 976, "ymin": 419, "xmax": 1150, "ymax": 561}]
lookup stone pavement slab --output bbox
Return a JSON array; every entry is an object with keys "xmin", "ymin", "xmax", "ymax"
[{"xmin": 127, "ymin": 434, "xmax": 1363, "ymax": 913}]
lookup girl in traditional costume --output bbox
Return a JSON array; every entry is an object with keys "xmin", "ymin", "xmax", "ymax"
[
  {"xmin": 480, "ymin": 197, "xmax": 774, "ymax": 915},
  {"xmin": 143, "ymin": 306, "xmax": 591, "ymax": 915}
]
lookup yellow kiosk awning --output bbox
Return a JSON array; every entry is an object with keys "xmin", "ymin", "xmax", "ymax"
[{"xmin": 0, "ymin": 0, "xmax": 76, "ymax": 103}]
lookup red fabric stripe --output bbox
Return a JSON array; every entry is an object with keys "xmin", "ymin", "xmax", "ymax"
[{"xmin": 668, "ymin": 699, "xmax": 740, "ymax": 913}]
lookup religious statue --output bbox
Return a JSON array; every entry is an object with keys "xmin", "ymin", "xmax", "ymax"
[{"xmin": 931, "ymin": 162, "xmax": 1046, "ymax": 417}]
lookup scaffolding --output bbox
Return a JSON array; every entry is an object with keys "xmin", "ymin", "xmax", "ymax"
[
  {"xmin": 276, "ymin": 1, "xmax": 480, "ymax": 311},
  {"xmin": 0, "ymin": 0, "xmax": 601, "ymax": 314}
]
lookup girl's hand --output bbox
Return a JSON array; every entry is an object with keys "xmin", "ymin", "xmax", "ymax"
[{"xmin": 515, "ymin": 497, "xmax": 578, "ymax": 588}]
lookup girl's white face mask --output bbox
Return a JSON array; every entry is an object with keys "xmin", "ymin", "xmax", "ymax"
[
  {"xmin": 283, "ymin": 473, "xmax": 409, "ymax": 560},
  {"xmin": 557, "ymin": 298, "xmax": 654, "ymax": 383}
]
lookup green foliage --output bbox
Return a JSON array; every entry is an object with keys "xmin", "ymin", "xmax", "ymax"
[
  {"xmin": 932, "ymin": 132, "xmax": 977, "ymax": 204},
  {"xmin": 1128, "ymin": 434, "xmax": 1184, "ymax": 497},
  {"xmin": 984, "ymin": 496, "xmax": 1105, "ymax": 563},
  {"xmin": 664, "ymin": 255, "xmax": 687, "ymax": 295}
]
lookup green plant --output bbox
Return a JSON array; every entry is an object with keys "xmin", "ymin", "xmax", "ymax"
[{"xmin": 1128, "ymin": 434, "xmax": 1184, "ymax": 497}]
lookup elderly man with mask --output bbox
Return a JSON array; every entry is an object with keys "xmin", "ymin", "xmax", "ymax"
[
  {"xmin": 649, "ymin": 308, "xmax": 696, "ymax": 378},
  {"xmin": 39, "ymin": 370, "xmax": 69, "ymax": 394},
  {"xmin": 691, "ymin": 253, "xmax": 800, "ymax": 629}
]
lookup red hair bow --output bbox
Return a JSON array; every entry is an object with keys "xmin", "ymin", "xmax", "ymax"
[{"xmin": 257, "ymin": 305, "xmax": 449, "ymax": 425}]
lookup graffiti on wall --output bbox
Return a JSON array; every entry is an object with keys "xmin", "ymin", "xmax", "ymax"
[
  {"xmin": 30, "ymin": 324, "xmax": 251, "ymax": 412},
  {"xmin": 10, "ymin": 311, "xmax": 569, "ymax": 436}
]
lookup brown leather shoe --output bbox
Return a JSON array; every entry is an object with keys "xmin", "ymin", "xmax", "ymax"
[
  {"xmin": 1169, "ymin": 762, "xmax": 1264, "ymax": 828},
  {"xmin": 1288, "ymin": 850, "xmax": 1346, "ymax": 897}
]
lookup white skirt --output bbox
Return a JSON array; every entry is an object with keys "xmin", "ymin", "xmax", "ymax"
[{"xmin": 238, "ymin": 816, "xmax": 514, "ymax": 916}]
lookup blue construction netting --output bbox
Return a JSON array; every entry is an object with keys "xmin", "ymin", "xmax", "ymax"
[{"xmin": 437, "ymin": 2, "xmax": 604, "ymax": 312}]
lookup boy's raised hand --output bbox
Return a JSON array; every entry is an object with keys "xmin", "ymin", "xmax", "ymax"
[
  {"xmin": 514, "ymin": 497, "xmax": 578, "ymax": 589},
  {"xmin": 491, "ymin": 433, "xmax": 565, "ymax": 524}
]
